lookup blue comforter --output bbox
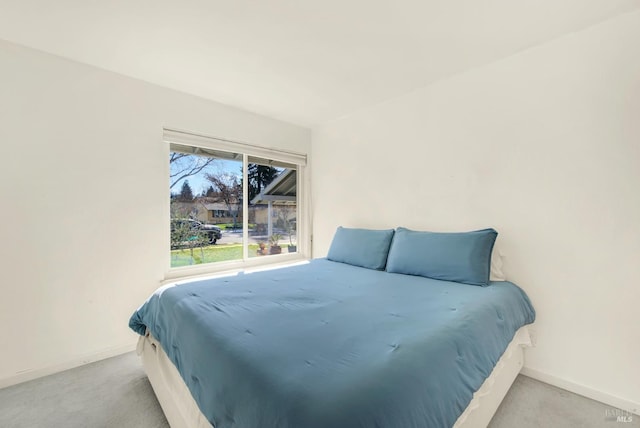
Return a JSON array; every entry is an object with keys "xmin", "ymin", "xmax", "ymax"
[{"xmin": 130, "ymin": 259, "xmax": 535, "ymax": 428}]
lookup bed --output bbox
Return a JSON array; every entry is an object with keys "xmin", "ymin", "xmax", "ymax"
[{"xmin": 130, "ymin": 256, "xmax": 535, "ymax": 428}]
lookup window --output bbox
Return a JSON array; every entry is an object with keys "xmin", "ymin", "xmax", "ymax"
[
  {"xmin": 248, "ymin": 159, "xmax": 298, "ymax": 258},
  {"xmin": 166, "ymin": 129, "xmax": 307, "ymax": 275},
  {"xmin": 211, "ymin": 209, "xmax": 230, "ymax": 218}
]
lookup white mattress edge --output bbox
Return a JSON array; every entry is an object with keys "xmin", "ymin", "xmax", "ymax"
[{"xmin": 453, "ymin": 325, "xmax": 532, "ymax": 427}]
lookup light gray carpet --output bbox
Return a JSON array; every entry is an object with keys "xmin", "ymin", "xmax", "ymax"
[
  {"xmin": 0, "ymin": 353, "xmax": 169, "ymax": 428},
  {"xmin": 489, "ymin": 375, "xmax": 637, "ymax": 428},
  {"xmin": 0, "ymin": 352, "xmax": 636, "ymax": 428}
]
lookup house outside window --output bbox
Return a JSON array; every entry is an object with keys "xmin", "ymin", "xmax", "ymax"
[{"xmin": 165, "ymin": 129, "xmax": 308, "ymax": 277}]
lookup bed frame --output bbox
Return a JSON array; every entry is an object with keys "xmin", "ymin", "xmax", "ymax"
[{"xmin": 138, "ymin": 325, "xmax": 532, "ymax": 428}]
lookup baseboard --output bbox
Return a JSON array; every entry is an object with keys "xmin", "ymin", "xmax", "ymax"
[
  {"xmin": 521, "ymin": 367, "xmax": 639, "ymax": 416},
  {"xmin": 0, "ymin": 342, "xmax": 137, "ymax": 389}
]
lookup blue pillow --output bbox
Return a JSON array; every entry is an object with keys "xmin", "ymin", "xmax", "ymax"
[
  {"xmin": 386, "ymin": 227, "xmax": 498, "ymax": 286},
  {"xmin": 327, "ymin": 227, "xmax": 395, "ymax": 270}
]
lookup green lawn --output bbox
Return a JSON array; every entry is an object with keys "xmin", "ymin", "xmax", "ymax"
[
  {"xmin": 171, "ymin": 243, "xmax": 261, "ymax": 267},
  {"xmin": 214, "ymin": 223, "xmax": 256, "ymax": 230}
]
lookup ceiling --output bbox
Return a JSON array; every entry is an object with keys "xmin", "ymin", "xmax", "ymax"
[{"xmin": 1, "ymin": 0, "xmax": 638, "ymax": 127}]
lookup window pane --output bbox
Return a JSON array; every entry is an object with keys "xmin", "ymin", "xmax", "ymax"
[
  {"xmin": 170, "ymin": 146, "xmax": 243, "ymax": 267},
  {"xmin": 247, "ymin": 162, "xmax": 297, "ymax": 258}
]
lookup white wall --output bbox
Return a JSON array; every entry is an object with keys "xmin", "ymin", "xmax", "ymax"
[
  {"xmin": 312, "ymin": 11, "xmax": 640, "ymax": 411},
  {"xmin": 0, "ymin": 40, "xmax": 310, "ymax": 386}
]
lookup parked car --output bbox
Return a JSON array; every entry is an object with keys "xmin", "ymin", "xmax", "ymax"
[{"xmin": 171, "ymin": 219, "xmax": 222, "ymax": 246}]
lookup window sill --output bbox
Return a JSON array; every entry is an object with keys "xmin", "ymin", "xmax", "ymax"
[{"xmin": 162, "ymin": 252, "xmax": 309, "ymax": 285}]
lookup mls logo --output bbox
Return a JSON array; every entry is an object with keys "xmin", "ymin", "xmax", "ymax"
[{"xmin": 604, "ymin": 408, "xmax": 634, "ymax": 423}]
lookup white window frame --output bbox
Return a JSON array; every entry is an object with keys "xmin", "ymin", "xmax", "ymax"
[{"xmin": 164, "ymin": 128, "xmax": 310, "ymax": 280}]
